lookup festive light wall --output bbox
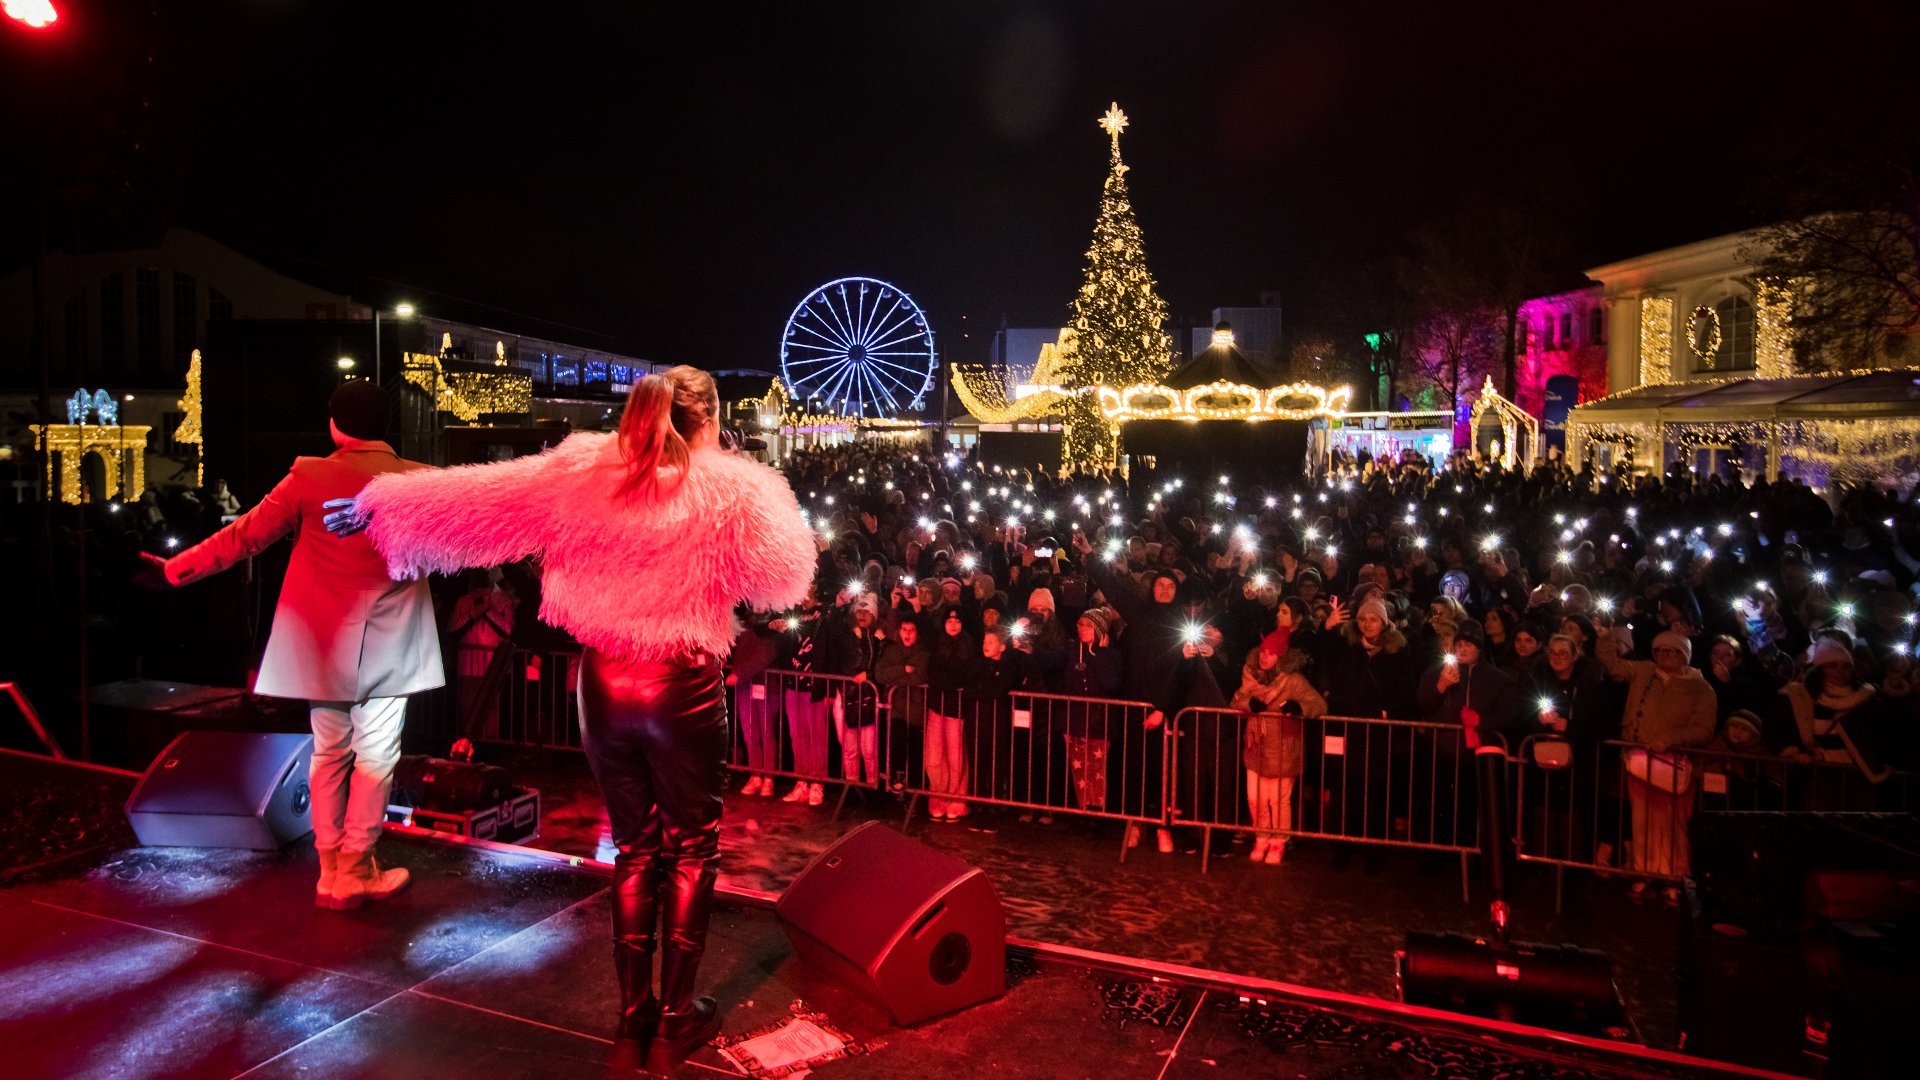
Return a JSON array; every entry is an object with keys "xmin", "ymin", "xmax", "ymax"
[
  {"xmin": 1059, "ymin": 103, "xmax": 1174, "ymax": 471},
  {"xmin": 1753, "ymin": 278, "xmax": 1794, "ymax": 379},
  {"xmin": 175, "ymin": 349, "xmax": 204, "ymax": 485},
  {"xmin": 1638, "ymin": 296, "xmax": 1674, "ymax": 387},
  {"xmin": 403, "ymin": 352, "xmax": 533, "ymax": 421},
  {"xmin": 31, "ymin": 423, "xmax": 153, "ymax": 504}
]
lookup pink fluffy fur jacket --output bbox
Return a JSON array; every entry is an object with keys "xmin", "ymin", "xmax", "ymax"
[{"xmin": 354, "ymin": 433, "xmax": 817, "ymax": 663}]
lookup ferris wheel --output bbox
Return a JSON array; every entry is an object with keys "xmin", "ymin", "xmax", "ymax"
[{"xmin": 780, "ymin": 277, "xmax": 936, "ymax": 418}]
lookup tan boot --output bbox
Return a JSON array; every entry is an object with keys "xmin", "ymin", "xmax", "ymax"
[
  {"xmin": 326, "ymin": 848, "xmax": 411, "ymax": 910},
  {"xmin": 316, "ymin": 847, "xmax": 339, "ymax": 906}
]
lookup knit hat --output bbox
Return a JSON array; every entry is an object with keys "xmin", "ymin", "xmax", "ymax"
[
  {"xmin": 1652, "ymin": 630, "xmax": 1693, "ymax": 662},
  {"xmin": 1723, "ymin": 710, "xmax": 1764, "ymax": 747},
  {"xmin": 1027, "ymin": 588, "xmax": 1057, "ymax": 613},
  {"xmin": 1807, "ymin": 638, "xmax": 1853, "ymax": 668},
  {"xmin": 939, "ymin": 577, "xmax": 964, "ymax": 591},
  {"xmin": 1453, "ymin": 619, "xmax": 1487, "ymax": 650},
  {"xmin": 1078, "ymin": 606, "xmax": 1113, "ymax": 638},
  {"xmin": 328, "ymin": 379, "xmax": 390, "ymax": 440},
  {"xmin": 1355, "ymin": 596, "xmax": 1391, "ymax": 628},
  {"xmin": 1259, "ymin": 628, "xmax": 1289, "ymax": 656}
]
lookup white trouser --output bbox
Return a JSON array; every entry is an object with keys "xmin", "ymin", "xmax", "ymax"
[{"xmin": 308, "ymin": 696, "xmax": 407, "ymax": 853}]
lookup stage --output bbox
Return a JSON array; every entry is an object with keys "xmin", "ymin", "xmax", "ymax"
[{"xmin": 0, "ymin": 751, "xmax": 1789, "ymax": 1079}]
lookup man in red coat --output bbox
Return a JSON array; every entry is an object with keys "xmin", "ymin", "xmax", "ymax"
[{"xmin": 150, "ymin": 380, "xmax": 443, "ymax": 909}]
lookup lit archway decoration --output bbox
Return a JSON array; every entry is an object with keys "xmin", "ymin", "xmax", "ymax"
[
  {"xmin": 31, "ymin": 422, "xmax": 153, "ymax": 504},
  {"xmin": 1468, "ymin": 374, "xmax": 1539, "ymax": 469}
]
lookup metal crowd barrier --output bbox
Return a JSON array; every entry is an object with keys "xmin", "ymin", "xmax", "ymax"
[
  {"xmin": 741, "ymin": 670, "xmax": 886, "ymax": 812},
  {"xmin": 1170, "ymin": 708, "xmax": 1504, "ymax": 885},
  {"xmin": 408, "ymin": 643, "xmax": 586, "ymax": 750},
  {"xmin": 1511, "ymin": 735, "xmax": 1918, "ymax": 909}
]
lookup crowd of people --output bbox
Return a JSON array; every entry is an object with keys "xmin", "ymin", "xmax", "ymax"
[{"xmin": 724, "ymin": 437, "xmax": 1919, "ymax": 900}]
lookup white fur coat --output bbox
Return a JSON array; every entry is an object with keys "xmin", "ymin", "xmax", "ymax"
[{"xmin": 355, "ymin": 433, "xmax": 817, "ymax": 662}]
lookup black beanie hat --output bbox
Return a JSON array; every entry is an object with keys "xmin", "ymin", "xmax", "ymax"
[{"xmin": 329, "ymin": 379, "xmax": 389, "ymax": 440}]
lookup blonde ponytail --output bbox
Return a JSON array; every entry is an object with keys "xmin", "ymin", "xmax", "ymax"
[{"xmin": 617, "ymin": 365, "xmax": 718, "ymax": 499}]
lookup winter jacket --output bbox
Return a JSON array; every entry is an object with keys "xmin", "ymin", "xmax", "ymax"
[
  {"xmin": 1312, "ymin": 621, "xmax": 1420, "ymax": 719},
  {"xmin": 1089, "ymin": 561, "xmax": 1189, "ymax": 705},
  {"xmin": 1229, "ymin": 655, "xmax": 1327, "ymax": 778},
  {"xmin": 1059, "ymin": 641, "xmax": 1125, "ymax": 740},
  {"xmin": 357, "ymin": 434, "xmax": 816, "ymax": 663},
  {"xmin": 1594, "ymin": 634, "xmax": 1716, "ymax": 753},
  {"xmin": 926, "ymin": 627, "xmax": 977, "ymax": 717},
  {"xmin": 874, "ymin": 636, "xmax": 931, "ymax": 725},
  {"xmin": 1416, "ymin": 658, "xmax": 1527, "ymax": 750}
]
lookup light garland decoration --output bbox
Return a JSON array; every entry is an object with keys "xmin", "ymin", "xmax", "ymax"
[
  {"xmin": 1752, "ymin": 278, "xmax": 1794, "ymax": 380},
  {"xmin": 1686, "ymin": 304, "xmax": 1722, "ymax": 368},
  {"xmin": 402, "ymin": 351, "xmax": 533, "ymax": 422},
  {"xmin": 1565, "ymin": 419, "xmax": 1656, "ymax": 469},
  {"xmin": 175, "ymin": 349, "xmax": 204, "ymax": 485},
  {"xmin": 1638, "ymin": 296, "xmax": 1675, "ymax": 387},
  {"xmin": 951, "ymin": 330, "xmax": 1080, "ymax": 426},
  {"xmin": 1777, "ymin": 418, "xmax": 1920, "ymax": 489},
  {"xmin": 1466, "ymin": 374, "xmax": 1539, "ymax": 469},
  {"xmin": 1094, "ymin": 380, "xmax": 1353, "ymax": 422},
  {"xmin": 31, "ymin": 420, "xmax": 153, "ymax": 504}
]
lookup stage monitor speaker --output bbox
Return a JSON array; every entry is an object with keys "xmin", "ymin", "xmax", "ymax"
[
  {"xmin": 125, "ymin": 731, "xmax": 315, "ymax": 850},
  {"xmin": 776, "ymin": 821, "xmax": 1005, "ymax": 1025},
  {"xmin": 1400, "ymin": 931, "xmax": 1624, "ymax": 1038}
]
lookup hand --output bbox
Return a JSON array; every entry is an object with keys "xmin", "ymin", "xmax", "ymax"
[
  {"xmin": 874, "ymin": 627, "xmax": 886, "ymax": 641},
  {"xmin": 1541, "ymin": 710, "xmax": 1567, "ymax": 732},
  {"xmin": 852, "ymin": 672, "xmax": 868, "ymax": 684},
  {"xmin": 1712, "ymin": 660, "xmax": 1732, "ymax": 683},
  {"xmin": 770, "ymin": 618, "xmax": 790, "ymax": 633},
  {"xmin": 134, "ymin": 550, "xmax": 173, "ymax": 589},
  {"xmin": 1070, "ymin": 531, "xmax": 1092, "ymax": 557},
  {"xmin": 1435, "ymin": 663, "xmax": 1459, "ymax": 692},
  {"xmin": 1144, "ymin": 710, "xmax": 1164, "ymax": 730},
  {"xmin": 321, "ymin": 497, "xmax": 369, "ymax": 536},
  {"xmin": 725, "ymin": 672, "xmax": 738, "ymax": 686},
  {"xmin": 1323, "ymin": 596, "xmax": 1349, "ymax": 628},
  {"xmin": 1182, "ymin": 641, "xmax": 1199, "ymax": 659}
]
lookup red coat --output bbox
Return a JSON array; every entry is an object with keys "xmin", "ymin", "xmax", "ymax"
[{"xmin": 166, "ymin": 439, "xmax": 444, "ymax": 702}]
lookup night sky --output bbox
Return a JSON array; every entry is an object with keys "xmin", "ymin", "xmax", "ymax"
[{"xmin": 5, "ymin": 0, "xmax": 1916, "ymax": 367}]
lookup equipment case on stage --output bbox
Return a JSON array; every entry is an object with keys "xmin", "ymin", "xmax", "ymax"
[{"xmin": 386, "ymin": 788, "xmax": 540, "ymax": 845}]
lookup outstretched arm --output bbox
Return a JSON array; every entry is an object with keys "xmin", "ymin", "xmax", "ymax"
[
  {"xmin": 713, "ymin": 457, "xmax": 819, "ymax": 611},
  {"xmin": 343, "ymin": 437, "xmax": 599, "ymax": 578},
  {"xmin": 165, "ymin": 470, "xmax": 301, "ymax": 585}
]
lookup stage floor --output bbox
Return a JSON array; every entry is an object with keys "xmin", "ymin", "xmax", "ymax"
[{"xmin": 0, "ymin": 754, "xmax": 1780, "ymax": 1080}]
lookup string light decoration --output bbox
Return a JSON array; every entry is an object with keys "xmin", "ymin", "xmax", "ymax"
[
  {"xmin": 1686, "ymin": 305, "xmax": 1722, "ymax": 368},
  {"xmin": 951, "ymin": 330, "xmax": 1079, "ymax": 426},
  {"xmin": 1753, "ymin": 278, "xmax": 1794, "ymax": 379},
  {"xmin": 175, "ymin": 349, "xmax": 204, "ymax": 486},
  {"xmin": 1058, "ymin": 102, "xmax": 1175, "ymax": 471},
  {"xmin": 31, "ymin": 420, "xmax": 153, "ymax": 504},
  {"xmin": 1095, "ymin": 380, "xmax": 1353, "ymax": 422},
  {"xmin": 1778, "ymin": 418, "xmax": 1920, "ymax": 489},
  {"xmin": 1638, "ymin": 296, "xmax": 1675, "ymax": 387},
  {"xmin": 402, "ymin": 352, "xmax": 533, "ymax": 422}
]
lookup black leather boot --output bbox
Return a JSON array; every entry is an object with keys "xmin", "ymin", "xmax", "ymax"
[
  {"xmin": 644, "ymin": 856, "xmax": 721, "ymax": 1074},
  {"xmin": 609, "ymin": 856, "xmax": 662, "ymax": 1070}
]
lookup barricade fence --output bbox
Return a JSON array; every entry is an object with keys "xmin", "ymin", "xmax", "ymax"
[
  {"xmin": 1510, "ymin": 735, "xmax": 1919, "ymax": 886},
  {"xmin": 407, "ymin": 655, "xmax": 1917, "ymax": 886}
]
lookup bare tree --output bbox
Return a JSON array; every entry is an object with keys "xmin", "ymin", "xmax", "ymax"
[{"xmin": 1745, "ymin": 104, "xmax": 1920, "ymax": 369}]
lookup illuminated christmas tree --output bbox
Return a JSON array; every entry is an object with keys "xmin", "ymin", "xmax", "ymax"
[{"xmin": 1061, "ymin": 102, "xmax": 1174, "ymax": 471}]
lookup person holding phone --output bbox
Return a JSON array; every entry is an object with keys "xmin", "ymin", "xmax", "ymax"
[{"xmin": 323, "ymin": 366, "xmax": 815, "ymax": 1072}]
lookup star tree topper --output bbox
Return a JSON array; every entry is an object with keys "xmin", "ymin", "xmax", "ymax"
[{"xmin": 1099, "ymin": 102, "xmax": 1129, "ymax": 149}]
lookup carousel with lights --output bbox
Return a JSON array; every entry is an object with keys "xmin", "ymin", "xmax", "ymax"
[{"xmin": 1102, "ymin": 321, "xmax": 1352, "ymax": 474}]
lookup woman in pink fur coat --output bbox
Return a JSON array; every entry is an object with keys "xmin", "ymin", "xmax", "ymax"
[{"xmin": 324, "ymin": 366, "xmax": 815, "ymax": 1073}]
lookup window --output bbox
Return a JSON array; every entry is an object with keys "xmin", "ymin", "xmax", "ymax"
[
  {"xmin": 1709, "ymin": 297, "xmax": 1756, "ymax": 371},
  {"xmin": 1558, "ymin": 312, "xmax": 1573, "ymax": 347},
  {"xmin": 100, "ymin": 273, "xmax": 125, "ymax": 371},
  {"xmin": 1589, "ymin": 307, "xmax": 1604, "ymax": 344},
  {"xmin": 1540, "ymin": 319, "xmax": 1553, "ymax": 350},
  {"xmin": 137, "ymin": 268, "xmax": 161, "ymax": 371},
  {"xmin": 208, "ymin": 290, "xmax": 233, "ymax": 321},
  {"xmin": 172, "ymin": 272, "xmax": 197, "ymax": 367}
]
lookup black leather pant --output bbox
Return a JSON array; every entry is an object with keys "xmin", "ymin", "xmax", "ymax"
[{"xmin": 579, "ymin": 649, "xmax": 728, "ymax": 1014}]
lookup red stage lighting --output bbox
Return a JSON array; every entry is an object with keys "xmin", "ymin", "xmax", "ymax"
[{"xmin": 3, "ymin": 0, "xmax": 58, "ymax": 30}]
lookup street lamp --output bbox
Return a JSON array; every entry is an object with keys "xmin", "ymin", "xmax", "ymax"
[
  {"xmin": 337, "ymin": 357, "xmax": 356, "ymax": 371},
  {"xmin": 372, "ymin": 302, "xmax": 415, "ymax": 385}
]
